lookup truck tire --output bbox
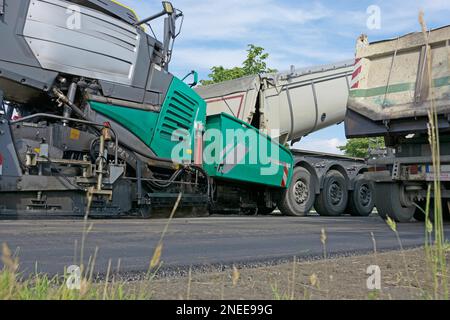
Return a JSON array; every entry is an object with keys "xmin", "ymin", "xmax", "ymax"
[
  {"xmin": 374, "ymin": 183, "xmax": 415, "ymax": 222},
  {"xmin": 415, "ymin": 199, "xmax": 450, "ymax": 222},
  {"xmin": 314, "ymin": 170, "xmax": 348, "ymax": 216},
  {"xmin": 348, "ymin": 176, "xmax": 375, "ymax": 216},
  {"xmin": 413, "ymin": 200, "xmax": 434, "ymax": 222},
  {"xmin": 443, "ymin": 201, "xmax": 450, "ymax": 221},
  {"xmin": 278, "ymin": 167, "xmax": 316, "ymax": 216}
]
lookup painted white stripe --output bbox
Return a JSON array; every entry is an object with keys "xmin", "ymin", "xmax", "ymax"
[{"xmin": 219, "ymin": 143, "xmax": 235, "ymax": 161}]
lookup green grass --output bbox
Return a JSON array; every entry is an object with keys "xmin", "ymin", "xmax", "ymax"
[
  {"xmin": 0, "ymin": 242, "xmax": 153, "ymax": 300},
  {"xmin": 419, "ymin": 10, "xmax": 448, "ymax": 300}
]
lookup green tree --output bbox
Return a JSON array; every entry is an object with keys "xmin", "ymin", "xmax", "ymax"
[
  {"xmin": 200, "ymin": 45, "xmax": 276, "ymax": 85},
  {"xmin": 338, "ymin": 137, "xmax": 385, "ymax": 158}
]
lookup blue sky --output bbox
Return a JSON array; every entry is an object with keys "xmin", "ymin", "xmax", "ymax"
[{"xmin": 119, "ymin": 0, "xmax": 450, "ymax": 153}]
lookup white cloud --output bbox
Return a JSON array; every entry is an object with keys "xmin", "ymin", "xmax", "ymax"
[
  {"xmin": 293, "ymin": 138, "xmax": 347, "ymax": 155},
  {"xmin": 177, "ymin": 0, "xmax": 332, "ymax": 41},
  {"xmin": 122, "ymin": 0, "xmax": 450, "ymax": 72},
  {"xmin": 166, "ymin": 0, "xmax": 342, "ymax": 75}
]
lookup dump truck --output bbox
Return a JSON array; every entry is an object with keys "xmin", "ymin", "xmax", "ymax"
[
  {"xmin": 0, "ymin": 0, "xmax": 294, "ymax": 217},
  {"xmin": 345, "ymin": 26, "xmax": 450, "ymax": 222},
  {"xmin": 196, "ymin": 62, "xmax": 375, "ymax": 217}
]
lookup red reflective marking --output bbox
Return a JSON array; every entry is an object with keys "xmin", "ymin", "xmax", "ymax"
[
  {"xmin": 195, "ymin": 135, "xmax": 203, "ymax": 166},
  {"xmin": 352, "ymin": 65, "xmax": 362, "ymax": 79},
  {"xmin": 351, "ymin": 82, "xmax": 359, "ymax": 89},
  {"xmin": 281, "ymin": 165, "xmax": 289, "ymax": 187}
]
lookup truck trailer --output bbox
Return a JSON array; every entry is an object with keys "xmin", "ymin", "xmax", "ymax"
[
  {"xmin": 196, "ymin": 62, "xmax": 375, "ymax": 217},
  {"xmin": 345, "ymin": 26, "xmax": 450, "ymax": 222}
]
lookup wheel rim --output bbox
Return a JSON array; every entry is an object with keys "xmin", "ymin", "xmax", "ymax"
[
  {"xmin": 359, "ymin": 184, "xmax": 372, "ymax": 207},
  {"xmin": 293, "ymin": 180, "xmax": 308, "ymax": 205},
  {"xmin": 329, "ymin": 182, "xmax": 343, "ymax": 205}
]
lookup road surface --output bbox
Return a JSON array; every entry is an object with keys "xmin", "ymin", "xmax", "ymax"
[{"xmin": 0, "ymin": 215, "xmax": 448, "ymax": 276}]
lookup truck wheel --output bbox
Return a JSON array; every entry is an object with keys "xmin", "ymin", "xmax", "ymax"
[
  {"xmin": 314, "ymin": 170, "xmax": 348, "ymax": 216},
  {"xmin": 348, "ymin": 176, "xmax": 375, "ymax": 216},
  {"xmin": 278, "ymin": 167, "xmax": 315, "ymax": 216},
  {"xmin": 374, "ymin": 183, "xmax": 415, "ymax": 222},
  {"xmin": 443, "ymin": 201, "xmax": 450, "ymax": 221},
  {"xmin": 413, "ymin": 201, "xmax": 434, "ymax": 222},
  {"xmin": 415, "ymin": 199, "xmax": 450, "ymax": 222}
]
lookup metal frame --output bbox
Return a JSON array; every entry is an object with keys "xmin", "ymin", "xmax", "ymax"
[
  {"xmin": 369, "ymin": 155, "xmax": 450, "ymax": 166},
  {"xmin": 274, "ymin": 60, "xmax": 354, "ymax": 81},
  {"xmin": 292, "ymin": 151, "xmax": 367, "ymax": 194}
]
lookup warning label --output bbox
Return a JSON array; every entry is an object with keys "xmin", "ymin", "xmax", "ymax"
[{"xmin": 70, "ymin": 128, "xmax": 81, "ymax": 140}]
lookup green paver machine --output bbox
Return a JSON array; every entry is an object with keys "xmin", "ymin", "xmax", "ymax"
[{"xmin": 0, "ymin": 0, "xmax": 292, "ymax": 217}]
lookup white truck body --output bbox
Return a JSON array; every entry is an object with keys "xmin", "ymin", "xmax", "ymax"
[{"xmin": 196, "ymin": 61, "xmax": 354, "ymax": 144}]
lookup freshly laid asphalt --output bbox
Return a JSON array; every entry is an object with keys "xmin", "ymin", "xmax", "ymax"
[{"xmin": 0, "ymin": 215, "xmax": 448, "ymax": 277}]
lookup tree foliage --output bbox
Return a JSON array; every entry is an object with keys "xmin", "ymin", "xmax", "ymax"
[
  {"xmin": 338, "ymin": 137, "xmax": 385, "ymax": 158},
  {"xmin": 200, "ymin": 45, "xmax": 276, "ymax": 85}
]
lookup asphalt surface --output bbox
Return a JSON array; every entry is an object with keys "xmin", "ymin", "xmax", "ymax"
[{"xmin": 0, "ymin": 215, "xmax": 449, "ymax": 277}]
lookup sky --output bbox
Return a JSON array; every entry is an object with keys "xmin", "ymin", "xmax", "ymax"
[{"xmin": 118, "ymin": 0, "xmax": 450, "ymax": 154}]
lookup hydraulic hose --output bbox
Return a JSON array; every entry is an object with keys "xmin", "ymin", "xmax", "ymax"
[
  {"xmin": 10, "ymin": 113, "xmax": 119, "ymax": 165},
  {"xmin": 145, "ymin": 165, "xmax": 210, "ymax": 201}
]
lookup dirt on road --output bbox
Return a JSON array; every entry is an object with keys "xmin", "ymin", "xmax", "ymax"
[{"xmin": 143, "ymin": 248, "xmax": 450, "ymax": 300}]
